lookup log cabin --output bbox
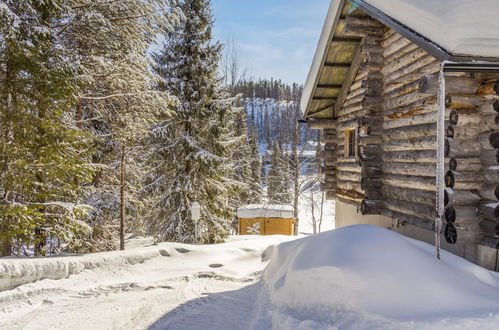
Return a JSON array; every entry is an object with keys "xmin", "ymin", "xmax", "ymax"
[{"xmin": 301, "ymin": 0, "xmax": 499, "ymax": 270}]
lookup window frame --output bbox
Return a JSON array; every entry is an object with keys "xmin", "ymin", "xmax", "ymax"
[{"xmin": 345, "ymin": 128, "xmax": 357, "ymax": 158}]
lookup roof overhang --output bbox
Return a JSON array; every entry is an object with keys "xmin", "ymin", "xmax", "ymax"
[{"xmin": 301, "ymin": 0, "xmax": 499, "ymax": 120}]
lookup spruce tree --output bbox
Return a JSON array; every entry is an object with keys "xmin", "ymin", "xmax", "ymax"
[
  {"xmin": 0, "ymin": 1, "xmax": 95, "ymax": 256},
  {"xmin": 148, "ymin": 0, "xmax": 241, "ymax": 243}
]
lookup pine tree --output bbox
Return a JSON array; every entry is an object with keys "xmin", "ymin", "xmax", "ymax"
[{"xmin": 147, "ymin": 0, "xmax": 241, "ymax": 243}]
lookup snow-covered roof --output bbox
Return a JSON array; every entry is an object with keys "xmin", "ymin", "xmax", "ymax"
[
  {"xmin": 237, "ymin": 204, "xmax": 294, "ymax": 219},
  {"xmin": 364, "ymin": 0, "xmax": 499, "ymax": 59},
  {"xmin": 301, "ymin": 0, "xmax": 499, "ymax": 117}
]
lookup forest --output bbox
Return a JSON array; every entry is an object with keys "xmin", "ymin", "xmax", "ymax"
[{"xmin": 0, "ymin": 0, "xmax": 319, "ymax": 257}]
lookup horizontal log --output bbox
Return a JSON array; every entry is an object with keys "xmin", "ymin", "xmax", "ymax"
[
  {"xmin": 384, "ymin": 55, "xmax": 437, "ymax": 85},
  {"xmin": 446, "ymin": 94, "xmax": 484, "ymax": 110},
  {"xmin": 386, "ymin": 210, "xmax": 435, "ymax": 231},
  {"xmin": 444, "ymin": 188, "xmax": 481, "ymax": 207},
  {"xmin": 384, "ymin": 102, "xmax": 438, "ymax": 121},
  {"xmin": 449, "ymin": 109, "xmax": 481, "ymax": 126},
  {"xmin": 384, "ymin": 123, "xmax": 436, "ymax": 140},
  {"xmin": 383, "ymin": 35, "xmax": 411, "ymax": 58},
  {"xmin": 336, "ymin": 163, "xmax": 361, "ymax": 173},
  {"xmin": 382, "ymin": 48, "xmax": 428, "ymax": 77},
  {"xmin": 445, "ymin": 170, "xmax": 483, "ymax": 190},
  {"xmin": 480, "ymin": 185, "xmax": 499, "ymax": 201},
  {"xmin": 337, "ymin": 180, "xmax": 362, "ymax": 192},
  {"xmin": 446, "ymin": 157, "xmax": 482, "ymax": 172},
  {"xmin": 482, "ymin": 114, "xmax": 499, "ymax": 131},
  {"xmin": 358, "ymin": 134, "xmax": 383, "ymax": 145},
  {"xmin": 484, "ymin": 166, "xmax": 499, "ymax": 184},
  {"xmin": 445, "ymin": 138, "xmax": 481, "ymax": 157},
  {"xmin": 361, "ymin": 199, "xmax": 384, "ymax": 215},
  {"xmin": 383, "ymin": 174, "xmax": 435, "ymax": 191},
  {"xmin": 445, "ymin": 205, "xmax": 478, "ymax": 224},
  {"xmin": 385, "ymin": 198, "xmax": 435, "ymax": 221},
  {"xmin": 383, "ymin": 186, "xmax": 435, "ymax": 206},
  {"xmin": 383, "ymin": 136, "xmax": 436, "ymax": 152},
  {"xmin": 382, "ymin": 150, "xmax": 435, "ymax": 163},
  {"xmin": 479, "ymin": 131, "xmax": 499, "ymax": 150},
  {"xmin": 418, "ymin": 74, "xmax": 480, "ymax": 95},
  {"xmin": 479, "ymin": 202, "xmax": 499, "ymax": 221},
  {"xmin": 481, "ymin": 149, "xmax": 499, "ymax": 166},
  {"xmin": 383, "ymin": 111, "xmax": 444, "ymax": 130},
  {"xmin": 479, "ymin": 99, "xmax": 499, "ymax": 114},
  {"xmin": 480, "ymin": 219, "xmax": 499, "ymax": 238},
  {"xmin": 337, "ymin": 171, "xmax": 362, "ymax": 182},
  {"xmin": 360, "ymin": 144, "xmax": 382, "ymax": 155},
  {"xmin": 384, "ymin": 90, "xmax": 434, "ymax": 111},
  {"xmin": 446, "ymin": 124, "xmax": 482, "ymax": 140},
  {"xmin": 476, "ymin": 79, "xmax": 499, "ymax": 96},
  {"xmin": 308, "ymin": 119, "xmax": 337, "ymax": 130},
  {"xmin": 383, "ymin": 162, "xmax": 436, "ymax": 177},
  {"xmin": 336, "ymin": 188, "xmax": 364, "ymax": 202}
]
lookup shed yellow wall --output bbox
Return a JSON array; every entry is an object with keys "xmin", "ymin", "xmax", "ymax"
[{"xmin": 239, "ymin": 217, "xmax": 295, "ymax": 236}]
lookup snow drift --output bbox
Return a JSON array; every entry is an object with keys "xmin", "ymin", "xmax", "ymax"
[{"xmin": 261, "ymin": 225, "xmax": 499, "ymax": 328}]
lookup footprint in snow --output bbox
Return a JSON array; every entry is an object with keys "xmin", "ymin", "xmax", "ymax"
[{"xmin": 209, "ymin": 263, "xmax": 223, "ymax": 268}]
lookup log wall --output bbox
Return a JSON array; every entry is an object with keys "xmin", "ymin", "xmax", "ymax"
[{"xmin": 311, "ymin": 23, "xmax": 499, "ymax": 257}]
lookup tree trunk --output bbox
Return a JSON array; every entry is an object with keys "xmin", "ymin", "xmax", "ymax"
[{"xmin": 120, "ymin": 143, "xmax": 126, "ymax": 251}]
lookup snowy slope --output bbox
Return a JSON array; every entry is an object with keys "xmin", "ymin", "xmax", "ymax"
[{"xmin": 260, "ymin": 225, "xmax": 499, "ymax": 329}]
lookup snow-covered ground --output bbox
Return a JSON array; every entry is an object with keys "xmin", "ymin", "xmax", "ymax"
[
  {"xmin": 3, "ymin": 224, "xmax": 499, "ymax": 329},
  {"xmin": 0, "ymin": 235, "xmax": 296, "ymax": 330}
]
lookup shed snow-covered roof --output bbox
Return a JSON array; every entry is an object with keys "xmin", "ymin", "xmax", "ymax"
[
  {"xmin": 237, "ymin": 204, "xmax": 294, "ymax": 219},
  {"xmin": 301, "ymin": 0, "xmax": 499, "ymax": 119}
]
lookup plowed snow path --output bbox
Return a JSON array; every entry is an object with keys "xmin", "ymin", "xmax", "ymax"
[{"xmin": 0, "ymin": 236, "xmax": 294, "ymax": 330}]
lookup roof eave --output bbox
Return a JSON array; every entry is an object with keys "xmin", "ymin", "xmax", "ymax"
[{"xmin": 301, "ymin": 0, "xmax": 346, "ymax": 118}]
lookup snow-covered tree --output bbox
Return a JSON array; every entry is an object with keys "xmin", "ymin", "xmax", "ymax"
[
  {"xmin": 0, "ymin": 0, "xmax": 95, "ymax": 256},
  {"xmin": 60, "ymin": 0, "xmax": 180, "ymax": 251},
  {"xmin": 147, "ymin": 0, "xmax": 242, "ymax": 244},
  {"xmin": 267, "ymin": 142, "xmax": 291, "ymax": 204}
]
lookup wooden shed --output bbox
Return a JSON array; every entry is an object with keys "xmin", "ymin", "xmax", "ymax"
[
  {"xmin": 301, "ymin": 0, "xmax": 499, "ymax": 270},
  {"xmin": 237, "ymin": 205, "xmax": 296, "ymax": 236}
]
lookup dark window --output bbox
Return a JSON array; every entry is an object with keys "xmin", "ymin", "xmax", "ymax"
[{"xmin": 348, "ymin": 130, "xmax": 356, "ymax": 157}]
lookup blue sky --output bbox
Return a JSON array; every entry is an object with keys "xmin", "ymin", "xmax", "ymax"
[{"xmin": 212, "ymin": 0, "xmax": 331, "ymax": 85}]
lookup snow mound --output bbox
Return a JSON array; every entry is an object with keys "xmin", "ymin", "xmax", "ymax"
[{"xmin": 262, "ymin": 225, "xmax": 499, "ymax": 328}]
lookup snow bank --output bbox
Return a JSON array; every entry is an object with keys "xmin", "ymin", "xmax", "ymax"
[
  {"xmin": 261, "ymin": 225, "xmax": 499, "ymax": 328},
  {"xmin": 237, "ymin": 204, "xmax": 294, "ymax": 219},
  {"xmin": 0, "ymin": 247, "xmax": 167, "ymax": 292}
]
